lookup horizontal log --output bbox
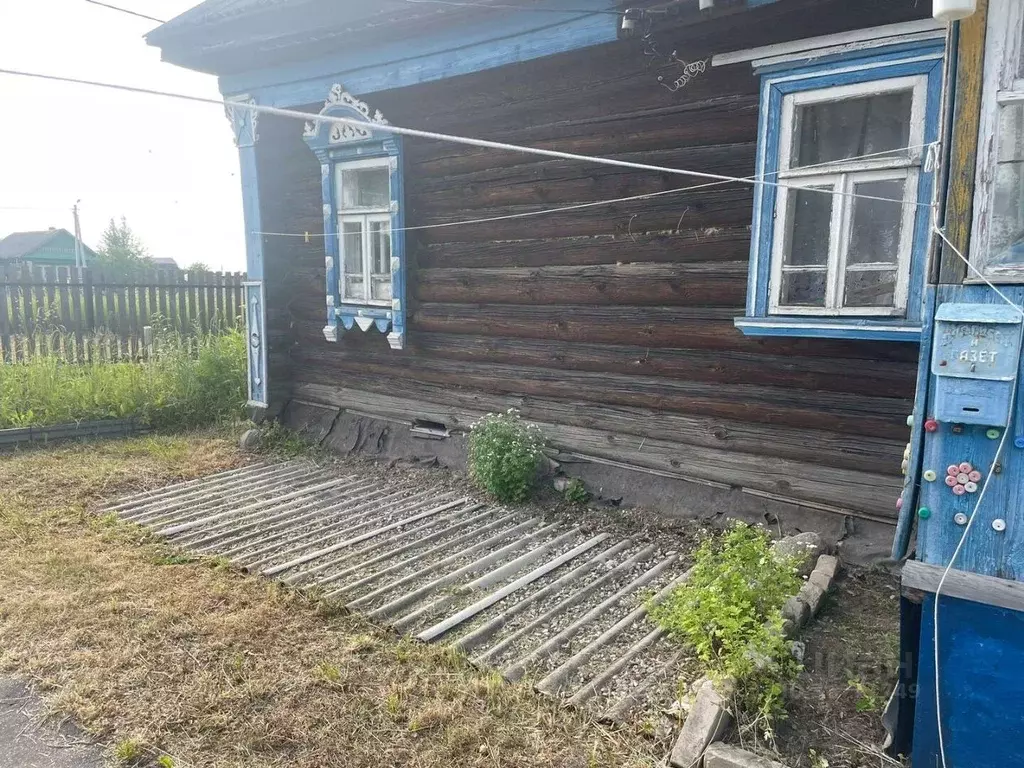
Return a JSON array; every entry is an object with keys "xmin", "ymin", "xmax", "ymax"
[
  {"xmin": 288, "ymin": 344, "xmax": 912, "ymax": 438},
  {"xmin": 415, "ymin": 262, "xmax": 748, "ymax": 306},
  {"xmin": 409, "ymin": 303, "xmax": 922, "ymax": 362},
  {"xmin": 407, "ymin": 144, "xmax": 757, "ymax": 211},
  {"xmin": 406, "ymin": 332, "xmax": 916, "ymax": 395},
  {"xmin": 292, "ymin": 380, "xmax": 901, "ymax": 518},
  {"xmin": 293, "ymin": 374, "xmax": 904, "ymax": 474},
  {"xmin": 380, "ymin": 46, "xmax": 757, "ymax": 138},
  {"xmin": 416, "ymin": 228, "xmax": 752, "ymax": 269},
  {"xmin": 404, "ymin": 99, "xmax": 760, "ymax": 177},
  {"xmin": 410, "ymin": 187, "xmax": 754, "ymax": 244}
]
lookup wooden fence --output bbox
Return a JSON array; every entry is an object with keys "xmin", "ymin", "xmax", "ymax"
[{"xmin": 0, "ymin": 263, "xmax": 245, "ymax": 362}]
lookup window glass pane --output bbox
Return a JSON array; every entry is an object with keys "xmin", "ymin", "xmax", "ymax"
[
  {"xmin": 792, "ymin": 90, "xmax": 913, "ymax": 167},
  {"xmin": 844, "ymin": 269, "xmax": 896, "ymax": 308},
  {"xmin": 338, "ymin": 166, "xmax": 390, "ymax": 209},
  {"xmin": 780, "ymin": 270, "xmax": 827, "ymax": 307},
  {"xmin": 341, "ymin": 220, "xmax": 365, "ymax": 300},
  {"xmin": 784, "ymin": 187, "xmax": 833, "ymax": 267},
  {"xmin": 369, "ymin": 220, "xmax": 392, "ymax": 301},
  {"xmin": 847, "ymin": 179, "xmax": 905, "ymax": 266},
  {"xmin": 988, "ymin": 103, "xmax": 1024, "ymax": 270}
]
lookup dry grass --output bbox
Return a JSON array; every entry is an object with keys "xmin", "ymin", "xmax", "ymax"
[{"xmin": 0, "ymin": 434, "xmax": 660, "ymax": 768}]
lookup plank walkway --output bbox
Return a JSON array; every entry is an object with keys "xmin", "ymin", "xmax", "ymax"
[{"xmin": 102, "ymin": 460, "xmax": 692, "ymax": 725}]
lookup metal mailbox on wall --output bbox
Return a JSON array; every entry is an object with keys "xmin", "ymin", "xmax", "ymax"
[{"xmin": 931, "ymin": 304, "xmax": 1023, "ymax": 426}]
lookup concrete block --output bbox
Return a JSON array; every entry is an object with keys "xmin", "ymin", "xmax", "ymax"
[
  {"xmin": 814, "ymin": 554, "xmax": 840, "ymax": 579},
  {"xmin": 781, "ymin": 595, "xmax": 809, "ymax": 629},
  {"xmin": 808, "ymin": 570, "xmax": 831, "ymax": 592},
  {"xmin": 798, "ymin": 582, "xmax": 826, "ymax": 616},
  {"xmin": 670, "ymin": 678, "xmax": 734, "ymax": 768},
  {"xmin": 705, "ymin": 742, "xmax": 790, "ymax": 768},
  {"xmin": 773, "ymin": 532, "xmax": 826, "ymax": 574}
]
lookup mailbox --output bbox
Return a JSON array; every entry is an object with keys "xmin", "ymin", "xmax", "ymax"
[{"xmin": 931, "ymin": 304, "xmax": 1023, "ymax": 426}]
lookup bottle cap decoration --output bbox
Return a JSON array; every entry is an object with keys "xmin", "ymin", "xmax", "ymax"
[{"xmin": 946, "ymin": 462, "xmax": 979, "ymax": 494}]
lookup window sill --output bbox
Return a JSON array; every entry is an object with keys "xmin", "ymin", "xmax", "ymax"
[{"xmin": 734, "ymin": 316, "xmax": 921, "ymax": 342}]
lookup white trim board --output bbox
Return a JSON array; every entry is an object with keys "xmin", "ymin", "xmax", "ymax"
[{"xmin": 712, "ymin": 19, "xmax": 946, "ymax": 68}]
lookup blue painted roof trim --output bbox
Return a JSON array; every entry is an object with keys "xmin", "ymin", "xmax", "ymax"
[
  {"xmin": 219, "ymin": 0, "xmax": 782, "ymax": 104},
  {"xmin": 220, "ymin": 0, "xmax": 617, "ymax": 103}
]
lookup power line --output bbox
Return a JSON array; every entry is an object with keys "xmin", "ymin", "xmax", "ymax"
[
  {"xmin": 254, "ymin": 142, "xmax": 936, "ymax": 238},
  {"xmin": 83, "ymin": 0, "xmax": 167, "ymax": 24},
  {"xmin": 0, "ymin": 67, "xmax": 933, "ymax": 212}
]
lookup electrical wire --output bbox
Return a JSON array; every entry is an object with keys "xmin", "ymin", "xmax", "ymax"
[
  {"xmin": 252, "ymin": 141, "xmax": 937, "ymax": 238},
  {"xmin": 0, "ymin": 67, "xmax": 935, "ymax": 212},
  {"xmin": 929, "ymin": 223, "xmax": 1024, "ymax": 768},
  {"xmin": 83, "ymin": 0, "xmax": 167, "ymax": 23}
]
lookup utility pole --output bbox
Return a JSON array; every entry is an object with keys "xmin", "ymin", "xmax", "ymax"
[{"xmin": 72, "ymin": 200, "xmax": 85, "ymax": 267}]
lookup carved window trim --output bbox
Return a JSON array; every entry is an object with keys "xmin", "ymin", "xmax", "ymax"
[{"xmin": 303, "ymin": 84, "xmax": 406, "ymax": 350}]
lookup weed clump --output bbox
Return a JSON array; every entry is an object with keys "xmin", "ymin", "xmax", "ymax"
[
  {"xmin": 650, "ymin": 522, "xmax": 803, "ymax": 742},
  {"xmin": 0, "ymin": 323, "xmax": 246, "ymax": 430},
  {"xmin": 468, "ymin": 409, "xmax": 545, "ymax": 503}
]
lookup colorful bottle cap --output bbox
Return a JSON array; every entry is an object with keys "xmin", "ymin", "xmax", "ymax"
[
  {"xmin": 923, "ymin": 470, "xmax": 937, "ymax": 482},
  {"xmin": 953, "ymin": 484, "xmax": 966, "ymax": 495},
  {"xmin": 918, "ymin": 507, "xmax": 932, "ymax": 519}
]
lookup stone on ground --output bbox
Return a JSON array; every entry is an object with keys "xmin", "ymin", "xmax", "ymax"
[
  {"xmin": 705, "ymin": 742, "xmax": 790, "ymax": 768},
  {"xmin": 670, "ymin": 677, "xmax": 734, "ymax": 768}
]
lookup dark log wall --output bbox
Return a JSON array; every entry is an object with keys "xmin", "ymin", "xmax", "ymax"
[{"xmin": 255, "ymin": 0, "xmax": 932, "ymax": 522}]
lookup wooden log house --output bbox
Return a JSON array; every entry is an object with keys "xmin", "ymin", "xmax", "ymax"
[{"xmin": 148, "ymin": 0, "xmax": 949, "ymax": 554}]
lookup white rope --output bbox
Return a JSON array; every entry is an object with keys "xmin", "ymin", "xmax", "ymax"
[
  {"xmin": 0, "ymin": 67, "xmax": 934, "ymax": 211},
  {"xmin": 253, "ymin": 142, "xmax": 937, "ymax": 238}
]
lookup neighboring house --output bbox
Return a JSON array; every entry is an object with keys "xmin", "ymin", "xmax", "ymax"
[
  {"xmin": 151, "ymin": 257, "xmax": 180, "ymax": 270},
  {"xmin": 147, "ymin": 0, "xmax": 948, "ymax": 542},
  {"xmin": 0, "ymin": 228, "xmax": 97, "ymax": 267}
]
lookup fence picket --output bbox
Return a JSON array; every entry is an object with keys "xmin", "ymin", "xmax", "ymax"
[
  {"xmin": 177, "ymin": 270, "xmax": 188, "ymax": 334},
  {"xmin": 0, "ymin": 264, "xmax": 10, "ymax": 362},
  {"xmin": 0, "ymin": 265, "xmax": 244, "ymax": 361}
]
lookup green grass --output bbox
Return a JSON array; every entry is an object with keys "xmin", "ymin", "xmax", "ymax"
[{"xmin": 0, "ymin": 327, "xmax": 246, "ymax": 430}]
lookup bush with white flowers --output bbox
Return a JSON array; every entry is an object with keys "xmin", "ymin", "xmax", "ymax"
[{"xmin": 468, "ymin": 409, "xmax": 545, "ymax": 502}]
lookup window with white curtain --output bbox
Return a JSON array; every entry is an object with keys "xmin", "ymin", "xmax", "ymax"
[{"xmin": 336, "ymin": 159, "xmax": 393, "ymax": 304}]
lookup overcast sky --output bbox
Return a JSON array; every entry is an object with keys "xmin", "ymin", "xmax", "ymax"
[{"xmin": 0, "ymin": 0, "xmax": 246, "ymax": 271}]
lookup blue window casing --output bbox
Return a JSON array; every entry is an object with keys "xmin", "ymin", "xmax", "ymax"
[
  {"xmin": 303, "ymin": 85, "xmax": 406, "ymax": 350},
  {"xmin": 736, "ymin": 40, "xmax": 945, "ymax": 342}
]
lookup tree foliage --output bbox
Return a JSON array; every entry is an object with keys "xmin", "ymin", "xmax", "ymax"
[{"xmin": 96, "ymin": 216, "xmax": 151, "ymax": 274}]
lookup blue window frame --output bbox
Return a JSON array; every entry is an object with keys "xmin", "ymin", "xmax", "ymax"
[
  {"xmin": 303, "ymin": 84, "xmax": 407, "ymax": 350},
  {"xmin": 736, "ymin": 40, "xmax": 945, "ymax": 342}
]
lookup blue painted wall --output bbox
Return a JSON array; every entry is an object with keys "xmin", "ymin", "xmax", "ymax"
[
  {"xmin": 912, "ymin": 593, "xmax": 1024, "ymax": 768},
  {"xmin": 899, "ymin": 284, "xmax": 1024, "ymax": 580}
]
